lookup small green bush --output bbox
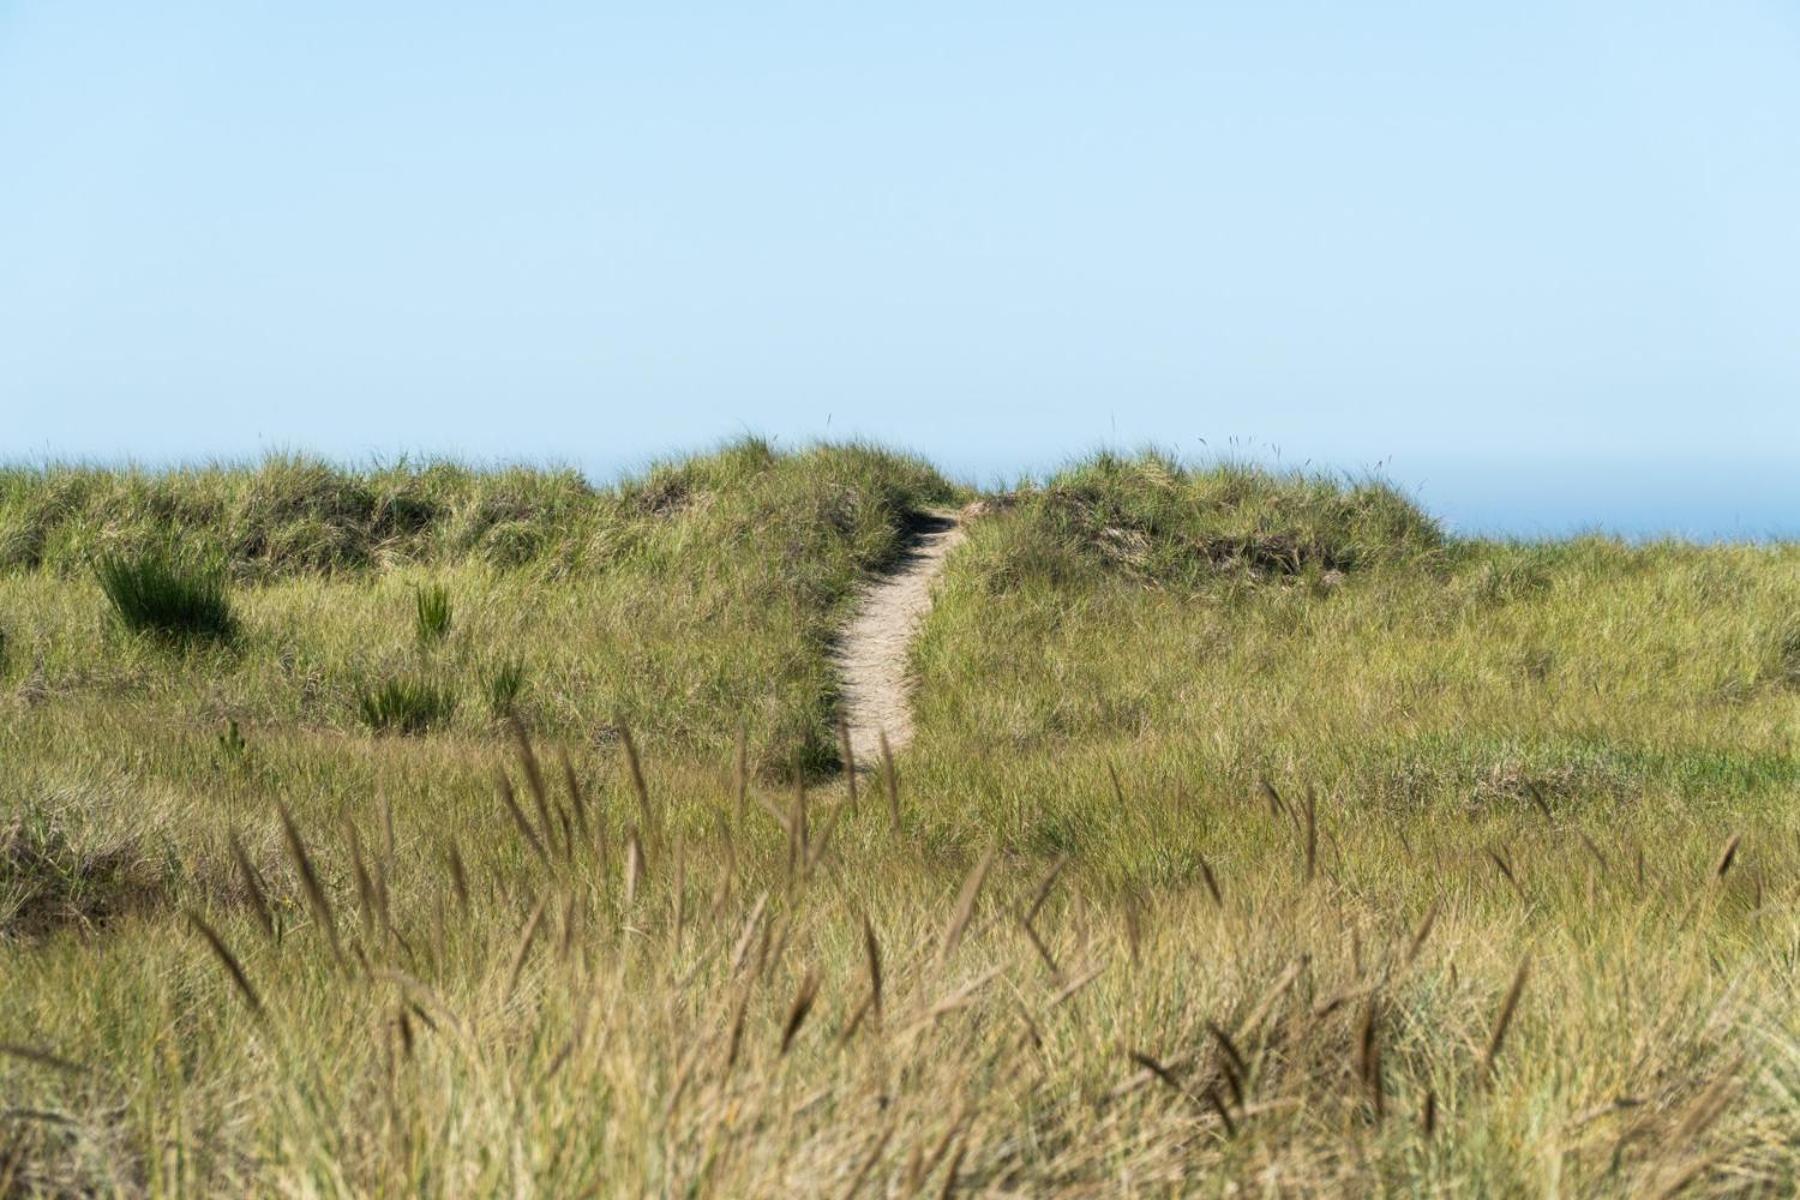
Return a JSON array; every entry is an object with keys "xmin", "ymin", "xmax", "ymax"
[
  {"xmin": 483, "ymin": 656, "xmax": 526, "ymax": 718},
  {"xmin": 95, "ymin": 551, "xmax": 236, "ymax": 641},
  {"xmin": 415, "ymin": 584, "xmax": 452, "ymax": 644},
  {"xmin": 356, "ymin": 677, "xmax": 456, "ymax": 735}
]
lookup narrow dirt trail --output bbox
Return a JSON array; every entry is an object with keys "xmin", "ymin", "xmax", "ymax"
[{"xmin": 835, "ymin": 509, "xmax": 965, "ymax": 768}]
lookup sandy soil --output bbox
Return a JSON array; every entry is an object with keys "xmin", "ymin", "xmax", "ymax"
[{"xmin": 834, "ymin": 509, "xmax": 965, "ymax": 768}]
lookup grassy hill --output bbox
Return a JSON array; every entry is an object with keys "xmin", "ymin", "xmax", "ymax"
[
  {"xmin": 0, "ymin": 440, "xmax": 957, "ymax": 770},
  {"xmin": 1, "ymin": 442, "xmax": 1796, "ymax": 1195}
]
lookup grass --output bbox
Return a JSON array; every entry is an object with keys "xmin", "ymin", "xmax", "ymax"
[
  {"xmin": 1, "ymin": 438, "xmax": 959, "ymax": 772},
  {"xmin": 482, "ymin": 655, "xmax": 526, "ymax": 718},
  {"xmin": 0, "ymin": 791, "xmax": 163, "ymax": 940},
  {"xmin": 413, "ymin": 583, "xmax": 452, "ymax": 645},
  {"xmin": 94, "ymin": 550, "xmax": 236, "ymax": 641},
  {"xmin": 1, "ymin": 455, "xmax": 594, "ymax": 577},
  {"xmin": 355, "ymin": 676, "xmax": 458, "ymax": 735},
  {"xmin": 0, "ymin": 443, "xmax": 1797, "ymax": 1194}
]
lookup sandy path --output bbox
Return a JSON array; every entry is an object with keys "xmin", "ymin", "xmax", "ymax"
[{"xmin": 835, "ymin": 510, "xmax": 965, "ymax": 768}]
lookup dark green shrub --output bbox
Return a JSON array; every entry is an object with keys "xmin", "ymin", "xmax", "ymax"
[
  {"xmin": 356, "ymin": 677, "xmax": 456, "ymax": 735},
  {"xmin": 95, "ymin": 551, "xmax": 236, "ymax": 641}
]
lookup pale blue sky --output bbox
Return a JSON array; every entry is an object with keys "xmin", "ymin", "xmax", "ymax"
[{"xmin": 3, "ymin": 1, "xmax": 1797, "ymax": 535}]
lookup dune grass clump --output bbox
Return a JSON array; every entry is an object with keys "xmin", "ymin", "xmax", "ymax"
[
  {"xmin": 1766, "ymin": 617, "xmax": 1800, "ymax": 689},
  {"xmin": 977, "ymin": 452, "xmax": 1443, "ymax": 591},
  {"xmin": 356, "ymin": 676, "xmax": 456, "ymax": 735},
  {"xmin": 414, "ymin": 583, "xmax": 452, "ymax": 645},
  {"xmin": 483, "ymin": 656, "xmax": 526, "ymax": 718},
  {"xmin": 0, "ymin": 456, "xmax": 602, "ymax": 579},
  {"xmin": 94, "ymin": 550, "xmax": 236, "ymax": 641},
  {"xmin": 0, "ymin": 791, "xmax": 166, "ymax": 940}
]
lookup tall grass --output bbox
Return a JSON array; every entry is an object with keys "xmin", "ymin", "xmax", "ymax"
[
  {"xmin": 94, "ymin": 550, "xmax": 235, "ymax": 641},
  {"xmin": 355, "ymin": 676, "xmax": 457, "ymax": 734},
  {"xmin": 414, "ymin": 583, "xmax": 452, "ymax": 644},
  {"xmin": 483, "ymin": 656, "xmax": 526, "ymax": 717},
  {"xmin": 0, "ymin": 445, "xmax": 1795, "ymax": 1194},
  {"xmin": 0, "ymin": 439, "xmax": 958, "ymax": 581},
  {"xmin": 1, "ymin": 723, "xmax": 1784, "ymax": 1194},
  {"xmin": 966, "ymin": 451, "xmax": 1443, "ymax": 592}
]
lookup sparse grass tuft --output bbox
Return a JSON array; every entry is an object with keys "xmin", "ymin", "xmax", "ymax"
[
  {"xmin": 1766, "ymin": 617, "xmax": 1800, "ymax": 689},
  {"xmin": 356, "ymin": 676, "xmax": 457, "ymax": 735},
  {"xmin": 94, "ymin": 549, "xmax": 236, "ymax": 641},
  {"xmin": 484, "ymin": 656, "xmax": 527, "ymax": 718},
  {"xmin": 0, "ymin": 792, "xmax": 166, "ymax": 939},
  {"xmin": 414, "ymin": 583, "xmax": 452, "ymax": 645}
]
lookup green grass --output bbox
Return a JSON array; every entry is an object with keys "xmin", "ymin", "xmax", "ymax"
[
  {"xmin": 413, "ymin": 583, "xmax": 452, "ymax": 645},
  {"xmin": 1, "ymin": 454, "xmax": 594, "ymax": 576},
  {"xmin": 355, "ymin": 676, "xmax": 458, "ymax": 735},
  {"xmin": 0, "ymin": 444, "xmax": 1796, "ymax": 1195},
  {"xmin": 1, "ymin": 438, "xmax": 959, "ymax": 772},
  {"xmin": 481, "ymin": 654, "xmax": 527, "ymax": 718},
  {"xmin": 1001, "ymin": 449, "xmax": 1445, "ymax": 587},
  {"xmin": 94, "ymin": 550, "xmax": 236, "ymax": 641}
]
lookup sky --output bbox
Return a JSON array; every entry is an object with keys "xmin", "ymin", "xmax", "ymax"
[{"xmin": 2, "ymin": 1, "xmax": 1797, "ymax": 537}]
